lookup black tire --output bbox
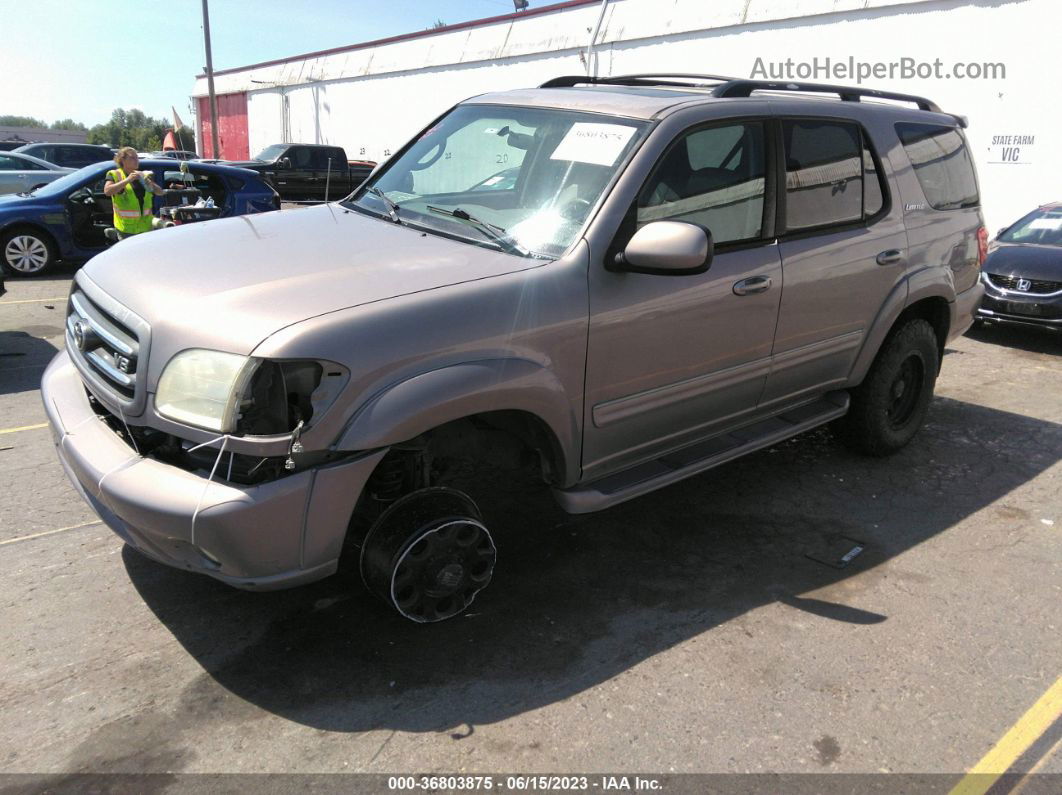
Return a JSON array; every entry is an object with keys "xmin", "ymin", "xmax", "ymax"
[
  {"xmin": 835, "ymin": 319, "xmax": 939, "ymax": 456},
  {"xmin": 1, "ymin": 227, "xmax": 57, "ymax": 276}
]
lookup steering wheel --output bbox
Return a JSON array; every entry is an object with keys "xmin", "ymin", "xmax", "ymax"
[{"xmin": 560, "ymin": 197, "xmax": 592, "ymax": 222}]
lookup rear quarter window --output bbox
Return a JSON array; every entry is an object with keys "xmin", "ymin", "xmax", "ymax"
[{"xmin": 896, "ymin": 122, "xmax": 979, "ymax": 210}]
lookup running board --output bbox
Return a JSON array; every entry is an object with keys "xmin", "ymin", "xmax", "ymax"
[{"xmin": 555, "ymin": 391, "xmax": 850, "ymax": 514}]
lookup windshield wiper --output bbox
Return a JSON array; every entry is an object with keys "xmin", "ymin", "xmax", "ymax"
[
  {"xmin": 426, "ymin": 205, "xmax": 529, "ymax": 257},
  {"xmin": 367, "ymin": 187, "xmax": 403, "ymax": 224}
]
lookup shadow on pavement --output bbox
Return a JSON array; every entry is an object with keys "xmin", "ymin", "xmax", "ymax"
[
  {"xmin": 120, "ymin": 396, "xmax": 1061, "ymax": 736},
  {"xmin": 966, "ymin": 321, "xmax": 1060, "ymax": 355},
  {"xmin": 0, "ymin": 330, "xmax": 61, "ymax": 396}
]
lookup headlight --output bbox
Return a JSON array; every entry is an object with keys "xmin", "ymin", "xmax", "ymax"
[
  {"xmin": 156, "ymin": 349, "xmax": 257, "ymax": 432},
  {"xmin": 156, "ymin": 350, "xmax": 348, "ymax": 435}
]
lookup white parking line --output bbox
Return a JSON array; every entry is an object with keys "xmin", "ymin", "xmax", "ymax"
[
  {"xmin": 0, "ymin": 520, "xmax": 103, "ymax": 547},
  {"xmin": 0, "ymin": 297, "xmax": 66, "ymax": 305}
]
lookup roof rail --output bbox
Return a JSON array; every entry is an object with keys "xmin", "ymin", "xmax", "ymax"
[
  {"xmin": 540, "ymin": 73, "xmax": 738, "ymax": 89},
  {"xmin": 539, "ymin": 74, "xmax": 960, "ymax": 124},
  {"xmin": 711, "ymin": 79, "xmax": 942, "ymax": 113}
]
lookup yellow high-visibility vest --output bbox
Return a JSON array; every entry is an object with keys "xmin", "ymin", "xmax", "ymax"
[{"xmin": 107, "ymin": 168, "xmax": 154, "ymax": 234}]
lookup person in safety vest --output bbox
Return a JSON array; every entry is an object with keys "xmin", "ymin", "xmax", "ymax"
[{"xmin": 103, "ymin": 147, "xmax": 164, "ymax": 239}]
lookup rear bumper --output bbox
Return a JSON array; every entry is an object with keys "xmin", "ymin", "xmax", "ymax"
[
  {"xmin": 948, "ymin": 282, "xmax": 985, "ymax": 341},
  {"xmin": 42, "ymin": 350, "xmax": 386, "ymax": 590}
]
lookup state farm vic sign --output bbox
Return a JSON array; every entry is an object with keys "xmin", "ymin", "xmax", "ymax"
[{"xmin": 989, "ymin": 133, "xmax": 1035, "ymax": 164}]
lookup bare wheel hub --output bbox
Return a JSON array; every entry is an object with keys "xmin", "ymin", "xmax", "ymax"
[{"xmin": 360, "ymin": 487, "xmax": 496, "ymax": 623}]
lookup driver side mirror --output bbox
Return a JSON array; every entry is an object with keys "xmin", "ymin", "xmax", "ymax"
[
  {"xmin": 613, "ymin": 221, "xmax": 713, "ymax": 275},
  {"xmin": 277, "ymin": 157, "xmax": 292, "ymax": 169}
]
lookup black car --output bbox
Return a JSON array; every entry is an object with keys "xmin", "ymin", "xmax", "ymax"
[
  {"xmin": 978, "ymin": 203, "xmax": 1062, "ymax": 330},
  {"xmin": 12, "ymin": 143, "xmax": 114, "ymax": 169}
]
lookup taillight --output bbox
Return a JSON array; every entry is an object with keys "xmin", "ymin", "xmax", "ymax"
[{"xmin": 976, "ymin": 226, "xmax": 988, "ymax": 267}]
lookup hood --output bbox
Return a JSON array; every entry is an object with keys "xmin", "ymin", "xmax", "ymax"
[
  {"xmin": 0, "ymin": 193, "xmax": 47, "ymax": 211},
  {"xmin": 80, "ymin": 204, "xmax": 542, "ymax": 355},
  {"xmin": 984, "ymin": 244, "xmax": 1062, "ymax": 282}
]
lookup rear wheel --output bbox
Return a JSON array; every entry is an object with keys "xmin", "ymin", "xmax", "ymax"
[
  {"xmin": 1, "ymin": 228, "xmax": 57, "ymax": 276},
  {"xmin": 835, "ymin": 319, "xmax": 939, "ymax": 456},
  {"xmin": 359, "ymin": 487, "xmax": 496, "ymax": 623}
]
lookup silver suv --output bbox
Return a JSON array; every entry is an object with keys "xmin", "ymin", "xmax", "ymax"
[{"xmin": 43, "ymin": 74, "xmax": 986, "ymax": 622}]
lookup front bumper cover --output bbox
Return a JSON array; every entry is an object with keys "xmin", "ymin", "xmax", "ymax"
[
  {"xmin": 42, "ymin": 350, "xmax": 386, "ymax": 590},
  {"xmin": 978, "ymin": 284, "xmax": 1062, "ymax": 329}
]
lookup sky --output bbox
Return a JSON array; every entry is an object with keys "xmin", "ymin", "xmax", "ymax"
[{"xmin": 0, "ymin": 0, "xmax": 531, "ymax": 128}]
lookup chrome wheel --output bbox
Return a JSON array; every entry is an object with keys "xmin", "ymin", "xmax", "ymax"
[{"xmin": 4, "ymin": 234, "xmax": 51, "ymax": 274}]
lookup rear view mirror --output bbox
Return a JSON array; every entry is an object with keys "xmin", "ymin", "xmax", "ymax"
[{"xmin": 614, "ymin": 221, "xmax": 713, "ymax": 275}]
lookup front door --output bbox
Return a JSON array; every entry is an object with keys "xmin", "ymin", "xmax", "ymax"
[
  {"xmin": 68, "ymin": 176, "xmax": 113, "ymax": 251},
  {"xmin": 582, "ymin": 120, "xmax": 782, "ymax": 479}
]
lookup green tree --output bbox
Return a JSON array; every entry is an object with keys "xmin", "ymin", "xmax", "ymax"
[
  {"xmin": 86, "ymin": 107, "xmax": 173, "ymax": 151},
  {"xmin": 49, "ymin": 119, "xmax": 88, "ymax": 131},
  {"xmin": 0, "ymin": 115, "xmax": 48, "ymax": 128}
]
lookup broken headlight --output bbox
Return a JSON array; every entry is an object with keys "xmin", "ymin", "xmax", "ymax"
[{"xmin": 156, "ymin": 349, "xmax": 348, "ymax": 435}]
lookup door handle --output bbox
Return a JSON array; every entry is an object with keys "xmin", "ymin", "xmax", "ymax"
[
  {"xmin": 733, "ymin": 276, "xmax": 773, "ymax": 296},
  {"xmin": 876, "ymin": 249, "xmax": 904, "ymax": 266}
]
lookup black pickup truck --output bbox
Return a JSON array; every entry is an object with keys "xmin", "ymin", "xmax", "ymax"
[{"xmin": 220, "ymin": 144, "xmax": 375, "ymax": 202}]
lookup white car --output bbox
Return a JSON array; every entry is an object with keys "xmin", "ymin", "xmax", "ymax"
[{"xmin": 0, "ymin": 151, "xmax": 73, "ymax": 196}]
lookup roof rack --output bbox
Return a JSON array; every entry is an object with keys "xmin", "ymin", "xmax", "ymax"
[
  {"xmin": 711, "ymin": 79, "xmax": 941, "ymax": 113},
  {"xmin": 540, "ymin": 73, "xmax": 738, "ymax": 89},
  {"xmin": 540, "ymin": 74, "xmax": 948, "ymax": 118}
]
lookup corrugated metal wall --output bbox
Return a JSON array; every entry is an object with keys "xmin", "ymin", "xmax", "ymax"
[{"xmin": 193, "ymin": 0, "xmax": 1055, "ymax": 230}]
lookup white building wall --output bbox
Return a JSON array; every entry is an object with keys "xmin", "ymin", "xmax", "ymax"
[{"xmin": 194, "ymin": 0, "xmax": 1055, "ymax": 230}]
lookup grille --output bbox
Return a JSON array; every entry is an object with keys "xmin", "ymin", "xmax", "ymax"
[
  {"xmin": 987, "ymin": 273, "xmax": 1062, "ymax": 294},
  {"xmin": 66, "ymin": 288, "xmax": 144, "ymax": 403}
]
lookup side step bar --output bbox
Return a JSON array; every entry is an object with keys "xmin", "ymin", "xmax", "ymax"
[{"xmin": 554, "ymin": 391, "xmax": 849, "ymax": 514}]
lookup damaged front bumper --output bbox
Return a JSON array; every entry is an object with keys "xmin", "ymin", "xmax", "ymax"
[{"xmin": 42, "ymin": 351, "xmax": 386, "ymax": 590}]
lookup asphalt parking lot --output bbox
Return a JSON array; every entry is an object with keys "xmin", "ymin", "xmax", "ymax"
[{"xmin": 1, "ymin": 264, "xmax": 1059, "ymax": 787}]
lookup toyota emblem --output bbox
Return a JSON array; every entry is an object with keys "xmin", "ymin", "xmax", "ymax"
[
  {"xmin": 73, "ymin": 320, "xmax": 87, "ymax": 351},
  {"xmin": 1016, "ymin": 278, "xmax": 1032, "ymax": 292}
]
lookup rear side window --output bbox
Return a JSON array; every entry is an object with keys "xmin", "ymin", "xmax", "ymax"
[
  {"xmin": 896, "ymin": 122, "xmax": 979, "ymax": 210},
  {"xmin": 783, "ymin": 121, "xmax": 861, "ymax": 231}
]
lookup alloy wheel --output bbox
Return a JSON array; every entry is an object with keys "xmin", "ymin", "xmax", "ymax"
[{"xmin": 4, "ymin": 235, "xmax": 50, "ymax": 274}]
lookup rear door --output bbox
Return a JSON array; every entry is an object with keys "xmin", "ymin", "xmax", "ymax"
[
  {"xmin": 760, "ymin": 117, "xmax": 907, "ymax": 408},
  {"xmin": 582, "ymin": 119, "xmax": 783, "ymax": 478},
  {"xmin": 315, "ymin": 147, "xmax": 346, "ymax": 200},
  {"xmin": 288, "ymin": 146, "xmax": 318, "ymax": 200}
]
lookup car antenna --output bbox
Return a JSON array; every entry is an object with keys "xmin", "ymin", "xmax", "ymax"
[{"xmin": 324, "ymin": 155, "xmax": 336, "ymax": 221}]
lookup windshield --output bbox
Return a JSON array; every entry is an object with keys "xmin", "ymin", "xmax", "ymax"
[
  {"xmin": 252, "ymin": 145, "xmax": 288, "ymax": 162},
  {"xmin": 345, "ymin": 104, "xmax": 649, "ymax": 258},
  {"xmin": 998, "ymin": 206, "xmax": 1062, "ymax": 246},
  {"xmin": 20, "ymin": 164, "xmax": 106, "ymax": 197}
]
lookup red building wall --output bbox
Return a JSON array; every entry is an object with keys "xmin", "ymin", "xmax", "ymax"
[{"xmin": 197, "ymin": 92, "xmax": 249, "ymax": 160}]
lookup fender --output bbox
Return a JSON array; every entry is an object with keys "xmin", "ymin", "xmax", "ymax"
[
  {"xmin": 848, "ymin": 265, "xmax": 956, "ymax": 385},
  {"xmin": 335, "ymin": 359, "xmax": 581, "ymax": 485}
]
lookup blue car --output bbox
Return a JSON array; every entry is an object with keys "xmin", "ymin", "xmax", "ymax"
[{"xmin": 0, "ymin": 159, "xmax": 279, "ymax": 276}]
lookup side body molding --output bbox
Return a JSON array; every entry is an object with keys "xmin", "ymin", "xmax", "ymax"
[{"xmin": 335, "ymin": 359, "xmax": 581, "ymax": 485}]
